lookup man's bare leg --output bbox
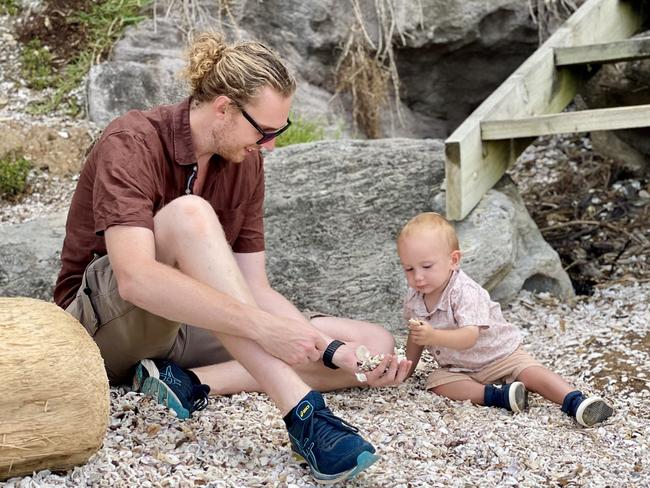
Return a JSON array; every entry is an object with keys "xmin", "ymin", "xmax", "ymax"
[
  {"xmin": 153, "ymin": 196, "xmax": 312, "ymax": 414},
  {"xmin": 194, "ymin": 316, "xmax": 396, "ymax": 394}
]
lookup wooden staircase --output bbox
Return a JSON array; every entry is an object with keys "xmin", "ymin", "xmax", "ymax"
[{"xmin": 444, "ymin": 0, "xmax": 650, "ymax": 221}]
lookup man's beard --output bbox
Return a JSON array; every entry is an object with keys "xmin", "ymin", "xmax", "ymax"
[{"xmin": 210, "ymin": 125, "xmax": 250, "ymax": 163}]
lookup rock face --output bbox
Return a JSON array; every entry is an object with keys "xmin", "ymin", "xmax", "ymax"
[
  {"xmin": 87, "ymin": 0, "xmax": 537, "ymax": 137},
  {"xmin": 0, "ymin": 139, "xmax": 572, "ymax": 331},
  {"xmin": 445, "ymin": 177, "xmax": 573, "ymax": 305},
  {"xmin": 263, "ymin": 139, "xmax": 572, "ymax": 329},
  {"xmin": 0, "ymin": 212, "xmax": 67, "ymax": 301},
  {"xmin": 0, "ymin": 297, "xmax": 109, "ymax": 481}
]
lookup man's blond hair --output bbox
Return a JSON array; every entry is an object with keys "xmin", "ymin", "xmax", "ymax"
[
  {"xmin": 397, "ymin": 212, "xmax": 459, "ymax": 252},
  {"xmin": 180, "ymin": 32, "xmax": 296, "ymax": 105}
]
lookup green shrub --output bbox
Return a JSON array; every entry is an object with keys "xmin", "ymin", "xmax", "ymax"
[
  {"xmin": 0, "ymin": 0, "xmax": 20, "ymax": 15},
  {"xmin": 28, "ymin": 0, "xmax": 152, "ymax": 114},
  {"xmin": 275, "ymin": 115, "xmax": 327, "ymax": 147},
  {"xmin": 20, "ymin": 40, "xmax": 57, "ymax": 90},
  {"xmin": 0, "ymin": 150, "xmax": 31, "ymax": 199}
]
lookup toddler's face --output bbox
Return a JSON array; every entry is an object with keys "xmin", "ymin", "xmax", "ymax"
[{"xmin": 397, "ymin": 229, "xmax": 459, "ymax": 297}]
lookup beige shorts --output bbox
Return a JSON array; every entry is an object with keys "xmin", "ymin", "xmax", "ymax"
[
  {"xmin": 426, "ymin": 347, "xmax": 543, "ymax": 390},
  {"xmin": 66, "ymin": 255, "xmax": 234, "ymax": 385},
  {"xmin": 66, "ymin": 255, "xmax": 326, "ymax": 385}
]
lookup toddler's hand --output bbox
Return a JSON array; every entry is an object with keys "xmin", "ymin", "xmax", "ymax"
[
  {"xmin": 408, "ymin": 318, "xmax": 427, "ymax": 330},
  {"xmin": 408, "ymin": 318, "xmax": 436, "ymax": 346}
]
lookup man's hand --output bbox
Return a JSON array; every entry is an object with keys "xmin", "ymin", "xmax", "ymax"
[
  {"xmin": 254, "ymin": 314, "xmax": 329, "ymax": 366},
  {"xmin": 329, "ymin": 342, "xmax": 364, "ymax": 371},
  {"xmin": 362, "ymin": 354, "xmax": 412, "ymax": 387},
  {"xmin": 408, "ymin": 319, "xmax": 437, "ymax": 346}
]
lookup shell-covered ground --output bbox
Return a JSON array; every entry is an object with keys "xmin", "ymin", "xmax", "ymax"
[{"xmin": 3, "ymin": 283, "xmax": 649, "ymax": 487}]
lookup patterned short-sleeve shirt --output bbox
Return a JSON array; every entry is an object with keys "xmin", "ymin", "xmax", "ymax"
[{"xmin": 403, "ymin": 269, "xmax": 521, "ymax": 371}]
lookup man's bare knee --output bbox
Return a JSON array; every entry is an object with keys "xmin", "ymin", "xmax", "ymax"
[
  {"xmin": 154, "ymin": 196, "xmax": 227, "ymax": 263},
  {"xmin": 156, "ymin": 196, "xmax": 225, "ymax": 240}
]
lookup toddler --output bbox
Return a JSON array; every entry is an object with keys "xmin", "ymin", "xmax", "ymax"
[{"xmin": 398, "ymin": 212, "xmax": 613, "ymax": 427}]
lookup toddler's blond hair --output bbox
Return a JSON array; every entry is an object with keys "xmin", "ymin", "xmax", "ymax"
[{"xmin": 397, "ymin": 212, "xmax": 459, "ymax": 252}]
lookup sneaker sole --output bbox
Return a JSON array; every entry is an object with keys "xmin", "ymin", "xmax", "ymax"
[
  {"xmin": 508, "ymin": 381, "xmax": 528, "ymax": 413},
  {"xmin": 134, "ymin": 359, "xmax": 190, "ymax": 420},
  {"xmin": 292, "ymin": 451, "xmax": 379, "ymax": 484},
  {"xmin": 576, "ymin": 397, "xmax": 614, "ymax": 427}
]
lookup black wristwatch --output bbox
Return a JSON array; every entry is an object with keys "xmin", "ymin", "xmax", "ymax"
[{"xmin": 323, "ymin": 339, "xmax": 346, "ymax": 369}]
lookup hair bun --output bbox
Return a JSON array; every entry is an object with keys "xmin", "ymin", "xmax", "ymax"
[
  {"xmin": 182, "ymin": 32, "xmax": 228, "ymax": 93},
  {"xmin": 179, "ymin": 31, "xmax": 295, "ymax": 103}
]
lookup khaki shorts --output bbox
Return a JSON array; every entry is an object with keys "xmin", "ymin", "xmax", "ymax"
[
  {"xmin": 426, "ymin": 347, "xmax": 543, "ymax": 390},
  {"xmin": 66, "ymin": 255, "xmax": 233, "ymax": 385}
]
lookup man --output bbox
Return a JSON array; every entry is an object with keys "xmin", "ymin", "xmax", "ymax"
[{"xmin": 55, "ymin": 33, "xmax": 410, "ymax": 483}]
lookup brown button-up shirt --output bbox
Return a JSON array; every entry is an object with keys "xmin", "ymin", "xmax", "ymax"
[
  {"xmin": 54, "ymin": 98, "xmax": 265, "ymax": 309},
  {"xmin": 403, "ymin": 269, "xmax": 521, "ymax": 371}
]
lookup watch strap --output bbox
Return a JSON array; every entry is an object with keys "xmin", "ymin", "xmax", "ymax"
[{"xmin": 323, "ymin": 339, "xmax": 346, "ymax": 369}]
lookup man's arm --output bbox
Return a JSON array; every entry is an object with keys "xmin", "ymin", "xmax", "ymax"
[
  {"xmin": 234, "ymin": 250, "xmax": 308, "ymax": 322},
  {"xmin": 234, "ymin": 251, "xmax": 378, "ymax": 372},
  {"xmin": 105, "ymin": 225, "xmax": 326, "ymax": 365}
]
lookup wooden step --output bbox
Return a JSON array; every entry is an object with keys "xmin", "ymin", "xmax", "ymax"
[
  {"xmin": 443, "ymin": 0, "xmax": 645, "ymax": 221},
  {"xmin": 555, "ymin": 37, "xmax": 650, "ymax": 66},
  {"xmin": 481, "ymin": 104, "xmax": 650, "ymax": 140}
]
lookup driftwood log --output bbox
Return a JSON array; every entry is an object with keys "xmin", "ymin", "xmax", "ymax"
[{"xmin": 0, "ymin": 297, "xmax": 109, "ymax": 480}]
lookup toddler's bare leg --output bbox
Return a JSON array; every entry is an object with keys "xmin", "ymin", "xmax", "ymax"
[
  {"xmin": 429, "ymin": 380, "xmax": 486, "ymax": 404},
  {"xmin": 516, "ymin": 365, "xmax": 573, "ymax": 405}
]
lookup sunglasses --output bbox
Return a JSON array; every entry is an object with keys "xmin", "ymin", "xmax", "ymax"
[{"xmin": 239, "ymin": 106, "xmax": 291, "ymax": 145}]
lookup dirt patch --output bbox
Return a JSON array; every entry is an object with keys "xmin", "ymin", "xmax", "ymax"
[
  {"xmin": 585, "ymin": 331, "xmax": 650, "ymax": 393},
  {"xmin": 0, "ymin": 120, "xmax": 95, "ymax": 176},
  {"xmin": 15, "ymin": 0, "xmax": 92, "ymax": 71}
]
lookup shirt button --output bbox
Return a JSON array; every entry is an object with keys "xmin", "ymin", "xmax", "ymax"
[{"xmin": 435, "ymin": 350, "xmax": 441, "ymax": 355}]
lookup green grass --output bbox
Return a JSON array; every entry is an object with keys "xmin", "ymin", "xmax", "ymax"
[
  {"xmin": 0, "ymin": 0, "xmax": 20, "ymax": 15},
  {"xmin": 0, "ymin": 150, "xmax": 31, "ymax": 199},
  {"xmin": 275, "ymin": 115, "xmax": 327, "ymax": 147},
  {"xmin": 28, "ymin": 0, "xmax": 152, "ymax": 115},
  {"xmin": 20, "ymin": 40, "xmax": 57, "ymax": 90}
]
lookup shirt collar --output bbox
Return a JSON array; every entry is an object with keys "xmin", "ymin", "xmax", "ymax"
[
  {"xmin": 170, "ymin": 97, "xmax": 196, "ymax": 166},
  {"xmin": 435, "ymin": 269, "xmax": 459, "ymax": 312},
  {"xmin": 414, "ymin": 269, "xmax": 459, "ymax": 315}
]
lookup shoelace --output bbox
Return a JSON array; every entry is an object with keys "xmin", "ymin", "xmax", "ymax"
[
  {"xmin": 159, "ymin": 362, "xmax": 210, "ymax": 413},
  {"xmin": 306, "ymin": 407, "xmax": 360, "ymax": 450},
  {"xmin": 190, "ymin": 384, "xmax": 210, "ymax": 413}
]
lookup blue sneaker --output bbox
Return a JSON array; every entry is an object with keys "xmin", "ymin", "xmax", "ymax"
[
  {"xmin": 284, "ymin": 391, "xmax": 379, "ymax": 484},
  {"xmin": 562, "ymin": 390, "xmax": 614, "ymax": 427},
  {"xmin": 484, "ymin": 382, "xmax": 528, "ymax": 412},
  {"xmin": 132, "ymin": 359, "xmax": 210, "ymax": 419}
]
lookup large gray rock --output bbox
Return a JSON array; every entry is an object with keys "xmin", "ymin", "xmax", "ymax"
[
  {"xmin": 0, "ymin": 140, "xmax": 572, "ymax": 331},
  {"xmin": 263, "ymin": 139, "xmax": 573, "ymax": 330},
  {"xmin": 87, "ymin": 0, "xmax": 537, "ymax": 137},
  {"xmin": 0, "ymin": 213, "xmax": 67, "ymax": 301},
  {"xmin": 86, "ymin": 18, "xmax": 189, "ymax": 126},
  {"xmin": 263, "ymin": 138, "xmax": 444, "ymax": 328},
  {"xmin": 438, "ymin": 177, "xmax": 574, "ymax": 304}
]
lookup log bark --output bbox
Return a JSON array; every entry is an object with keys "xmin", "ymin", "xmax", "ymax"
[{"xmin": 0, "ymin": 297, "xmax": 109, "ymax": 480}]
